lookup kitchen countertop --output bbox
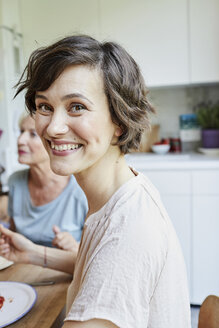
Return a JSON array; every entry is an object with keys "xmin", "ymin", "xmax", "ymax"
[{"xmin": 125, "ymin": 152, "xmax": 219, "ymax": 171}]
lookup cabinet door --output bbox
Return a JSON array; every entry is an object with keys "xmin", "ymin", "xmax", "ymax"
[
  {"xmin": 144, "ymin": 171, "xmax": 192, "ymax": 296},
  {"xmin": 162, "ymin": 195, "xmax": 192, "ymax": 296},
  {"xmin": 192, "ymin": 196, "xmax": 219, "ymax": 304},
  {"xmin": 99, "ymin": 0, "xmax": 189, "ymax": 86},
  {"xmin": 189, "ymin": 0, "xmax": 219, "ymax": 83},
  {"xmin": 192, "ymin": 171, "xmax": 219, "ymax": 303}
]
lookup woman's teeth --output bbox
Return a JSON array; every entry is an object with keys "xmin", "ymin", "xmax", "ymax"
[{"xmin": 51, "ymin": 142, "xmax": 80, "ymax": 151}]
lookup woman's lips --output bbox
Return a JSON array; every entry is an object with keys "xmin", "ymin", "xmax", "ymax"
[
  {"xmin": 18, "ymin": 150, "xmax": 28, "ymax": 155},
  {"xmin": 50, "ymin": 147, "xmax": 82, "ymax": 157},
  {"xmin": 48, "ymin": 140, "xmax": 83, "ymax": 156}
]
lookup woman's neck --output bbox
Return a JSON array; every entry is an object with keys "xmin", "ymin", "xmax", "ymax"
[
  {"xmin": 29, "ymin": 161, "xmax": 69, "ymax": 188},
  {"xmin": 28, "ymin": 161, "xmax": 70, "ymax": 206},
  {"xmin": 75, "ymin": 153, "xmax": 134, "ymax": 217}
]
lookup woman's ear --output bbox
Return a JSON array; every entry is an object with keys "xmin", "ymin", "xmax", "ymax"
[
  {"xmin": 114, "ymin": 126, "xmax": 123, "ymax": 137},
  {"xmin": 111, "ymin": 125, "xmax": 123, "ymax": 145}
]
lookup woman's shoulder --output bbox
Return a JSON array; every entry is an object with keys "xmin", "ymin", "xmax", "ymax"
[
  {"xmin": 107, "ymin": 172, "xmax": 161, "ymax": 212},
  {"xmin": 8, "ymin": 169, "xmax": 29, "ymax": 186},
  {"xmin": 68, "ymin": 175, "xmax": 87, "ymax": 202},
  {"xmin": 100, "ymin": 173, "xmax": 169, "ymax": 236}
]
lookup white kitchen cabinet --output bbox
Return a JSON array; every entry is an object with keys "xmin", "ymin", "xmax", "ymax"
[
  {"xmin": 19, "ymin": 0, "xmax": 100, "ymax": 60},
  {"xmin": 146, "ymin": 169, "xmax": 219, "ymax": 304},
  {"xmin": 99, "ymin": 0, "xmax": 219, "ymax": 86},
  {"xmin": 99, "ymin": 0, "xmax": 189, "ymax": 87},
  {"xmin": 192, "ymin": 196, "xmax": 219, "ymax": 304},
  {"xmin": 161, "ymin": 195, "xmax": 192, "ymax": 294},
  {"xmin": 126, "ymin": 153, "xmax": 219, "ymax": 304},
  {"xmin": 191, "ymin": 171, "xmax": 219, "ymax": 304},
  {"xmin": 14, "ymin": 0, "xmax": 219, "ymax": 88},
  {"xmin": 192, "ymin": 170, "xmax": 219, "ymax": 195},
  {"xmin": 144, "ymin": 170, "xmax": 192, "ymax": 295},
  {"xmin": 189, "ymin": 0, "xmax": 219, "ymax": 83}
]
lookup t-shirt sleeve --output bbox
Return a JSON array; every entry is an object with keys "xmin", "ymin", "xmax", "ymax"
[
  {"xmin": 7, "ymin": 170, "xmax": 25, "ymax": 220},
  {"xmin": 65, "ymin": 222, "xmax": 167, "ymax": 328},
  {"xmin": 7, "ymin": 174, "xmax": 16, "ymax": 218}
]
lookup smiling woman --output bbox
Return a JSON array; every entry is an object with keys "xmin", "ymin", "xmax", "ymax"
[
  {"xmin": 0, "ymin": 35, "xmax": 191, "ymax": 328},
  {"xmin": 33, "ymin": 65, "xmax": 119, "ymax": 177}
]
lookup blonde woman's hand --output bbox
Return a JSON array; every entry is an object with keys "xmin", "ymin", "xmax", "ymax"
[
  {"xmin": 0, "ymin": 224, "xmax": 35, "ymax": 263},
  {"xmin": 52, "ymin": 225, "xmax": 79, "ymax": 253}
]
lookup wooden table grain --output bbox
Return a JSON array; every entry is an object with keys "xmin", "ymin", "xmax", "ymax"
[{"xmin": 0, "ymin": 263, "xmax": 72, "ymax": 328}]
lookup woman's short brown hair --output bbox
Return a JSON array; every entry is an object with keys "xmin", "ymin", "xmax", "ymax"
[{"xmin": 15, "ymin": 35, "xmax": 154, "ymax": 154}]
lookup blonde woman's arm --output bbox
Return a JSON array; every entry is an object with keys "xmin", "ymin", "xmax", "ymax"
[{"xmin": 0, "ymin": 224, "xmax": 75, "ymax": 274}]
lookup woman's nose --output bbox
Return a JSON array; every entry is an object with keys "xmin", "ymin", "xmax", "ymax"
[
  {"xmin": 18, "ymin": 132, "xmax": 27, "ymax": 144},
  {"xmin": 46, "ymin": 111, "xmax": 69, "ymax": 137}
]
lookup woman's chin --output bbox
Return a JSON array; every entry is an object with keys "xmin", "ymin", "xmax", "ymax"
[
  {"xmin": 50, "ymin": 163, "xmax": 72, "ymax": 176},
  {"xmin": 18, "ymin": 158, "xmax": 28, "ymax": 165}
]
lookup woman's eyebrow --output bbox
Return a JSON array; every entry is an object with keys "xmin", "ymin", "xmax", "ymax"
[
  {"xmin": 61, "ymin": 93, "xmax": 94, "ymax": 105},
  {"xmin": 35, "ymin": 93, "xmax": 94, "ymax": 105},
  {"xmin": 35, "ymin": 94, "xmax": 48, "ymax": 100}
]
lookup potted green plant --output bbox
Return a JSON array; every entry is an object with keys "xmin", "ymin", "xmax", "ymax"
[{"xmin": 195, "ymin": 101, "xmax": 219, "ymax": 148}]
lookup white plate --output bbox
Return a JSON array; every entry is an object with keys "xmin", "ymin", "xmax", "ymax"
[
  {"xmin": 198, "ymin": 147, "xmax": 219, "ymax": 156},
  {"xmin": 0, "ymin": 256, "xmax": 13, "ymax": 270},
  {"xmin": 0, "ymin": 282, "xmax": 37, "ymax": 327}
]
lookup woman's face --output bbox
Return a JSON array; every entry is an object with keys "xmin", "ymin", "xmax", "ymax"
[
  {"xmin": 34, "ymin": 65, "xmax": 121, "ymax": 176},
  {"xmin": 17, "ymin": 115, "xmax": 49, "ymax": 165}
]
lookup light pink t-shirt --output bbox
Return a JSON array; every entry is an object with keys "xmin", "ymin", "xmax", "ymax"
[{"xmin": 65, "ymin": 171, "xmax": 191, "ymax": 328}]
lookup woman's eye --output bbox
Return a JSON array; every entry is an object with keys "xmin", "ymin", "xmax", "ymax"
[
  {"xmin": 36, "ymin": 103, "xmax": 52, "ymax": 113},
  {"xmin": 30, "ymin": 131, "xmax": 38, "ymax": 138},
  {"xmin": 69, "ymin": 104, "xmax": 86, "ymax": 113}
]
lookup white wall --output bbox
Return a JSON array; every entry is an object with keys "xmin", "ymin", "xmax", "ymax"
[
  {"xmin": 19, "ymin": 0, "xmax": 101, "ymax": 61},
  {"xmin": 0, "ymin": 0, "xmax": 25, "ymax": 188},
  {"xmin": 0, "ymin": 0, "xmax": 21, "ymax": 27}
]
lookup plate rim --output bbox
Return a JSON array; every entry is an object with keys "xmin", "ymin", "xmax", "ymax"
[
  {"xmin": 199, "ymin": 147, "xmax": 219, "ymax": 151},
  {"xmin": 198, "ymin": 147, "xmax": 219, "ymax": 155},
  {"xmin": 0, "ymin": 281, "xmax": 37, "ymax": 328}
]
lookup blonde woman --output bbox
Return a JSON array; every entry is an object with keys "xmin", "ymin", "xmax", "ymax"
[{"xmin": 8, "ymin": 112, "xmax": 87, "ymax": 250}]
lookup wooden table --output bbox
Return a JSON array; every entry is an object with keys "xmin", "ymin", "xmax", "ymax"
[{"xmin": 0, "ymin": 263, "xmax": 72, "ymax": 327}]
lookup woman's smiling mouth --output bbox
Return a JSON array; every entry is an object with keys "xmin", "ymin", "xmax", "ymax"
[
  {"xmin": 51, "ymin": 141, "xmax": 82, "ymax": 151},
  {"xmin": 48, "ymin": 140, "xmax": 83, "ymax": 156}
]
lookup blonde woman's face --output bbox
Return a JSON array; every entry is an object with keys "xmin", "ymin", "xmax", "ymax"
[{"xmin": 17, "ymin": 115, "xmax": 49, "ymax": 165}]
